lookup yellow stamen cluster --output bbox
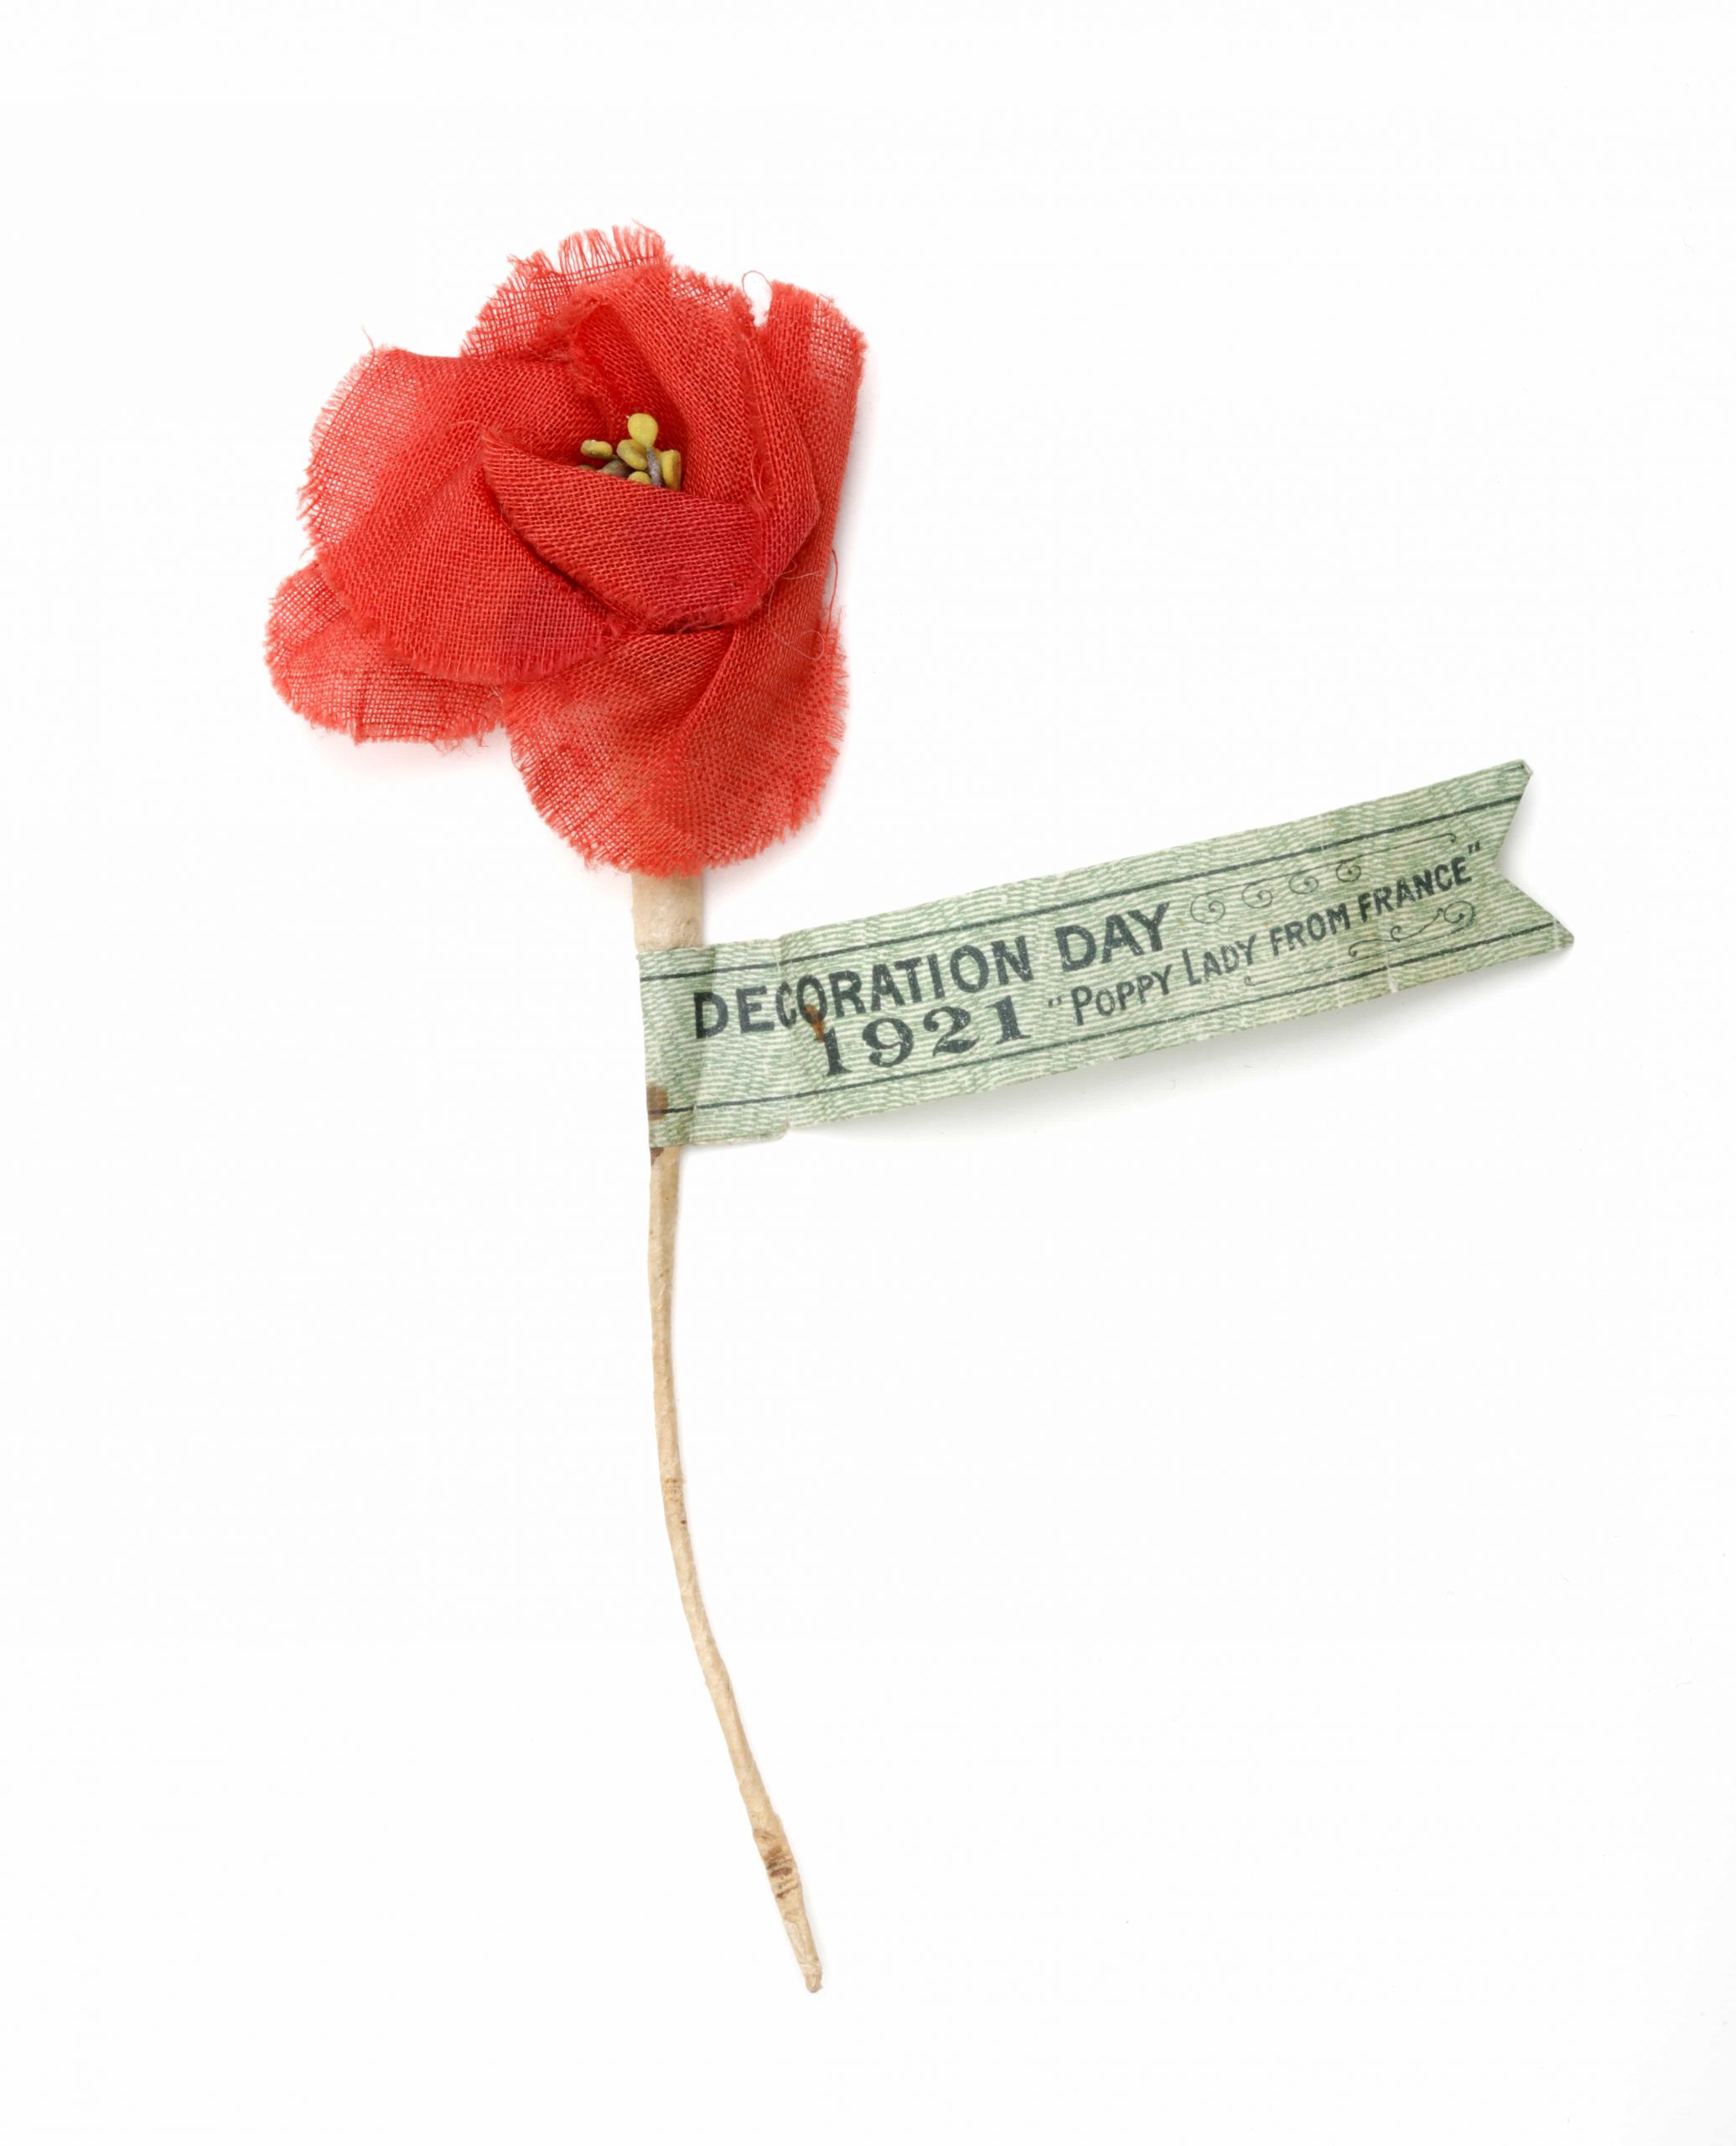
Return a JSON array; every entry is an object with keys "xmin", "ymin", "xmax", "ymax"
[{"xmin": 581, "ymin": 413, "xmax": 683, "ymax": 490}]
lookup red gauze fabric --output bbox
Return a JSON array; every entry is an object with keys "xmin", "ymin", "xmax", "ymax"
[{"xmin": 267, "ymin": 228, "xmax": 866, "ymax": 876}]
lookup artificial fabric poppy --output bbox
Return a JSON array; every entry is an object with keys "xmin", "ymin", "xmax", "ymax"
[{"xmin": 267, "ymin": 227, "xmax": 866, "ymax": 877}]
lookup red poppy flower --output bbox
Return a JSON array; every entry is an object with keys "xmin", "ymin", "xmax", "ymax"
[{"xmin": 267, "ymin": 228, "xmax": 866, "ymax": 877}]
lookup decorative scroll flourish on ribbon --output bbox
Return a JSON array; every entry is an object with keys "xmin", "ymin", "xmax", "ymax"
[{"xmin": 638, "ymin": 761, "xmax": 1571, "ymax": 1146}]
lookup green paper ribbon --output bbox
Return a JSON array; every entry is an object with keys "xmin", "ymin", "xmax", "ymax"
[{"xmin": 640, "ymin": 761, "xmax": 1570, "ymax": 1147}]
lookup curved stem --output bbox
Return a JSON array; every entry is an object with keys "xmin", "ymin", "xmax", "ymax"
[{"xmin": 634, "ymin": 873, "xmax": 821, "ymax": 1993}]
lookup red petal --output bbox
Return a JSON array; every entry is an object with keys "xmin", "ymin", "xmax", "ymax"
[
  {"xmin": 479, "ymin": 435, "xmax": 811, "ymax": 630},
  {"xmin": 757, "ymin": 282, "xmax": 868, "ymax": 516},
  {"xmin": 464, "ymin": 226, "xmax": 671, "ymax": 361},
  {"xmin": 303, "ymin": 349, "xmax": 619, "ymax": 685},
  {"xmin": 504, "ymin": 579, "xmax": 847, "ymax": 877},
  {"xmin": 266, "ymin": 565, "xmax": 500, "ymax": 741}
]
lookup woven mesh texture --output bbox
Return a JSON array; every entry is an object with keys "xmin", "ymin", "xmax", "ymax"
[{"xmin": 267, "ymin": 228, "xmax": 864, "ymax": 875}]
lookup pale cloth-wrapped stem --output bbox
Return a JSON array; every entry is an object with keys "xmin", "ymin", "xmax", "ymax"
[{"xmin": 631, "ymin": 872, "xmax": 822, "ymax": 1993}]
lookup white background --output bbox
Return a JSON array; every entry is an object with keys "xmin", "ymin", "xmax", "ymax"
[{"xmin": 3, "ymin": 6, "xmax": 1733, "ymax": 2140}]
